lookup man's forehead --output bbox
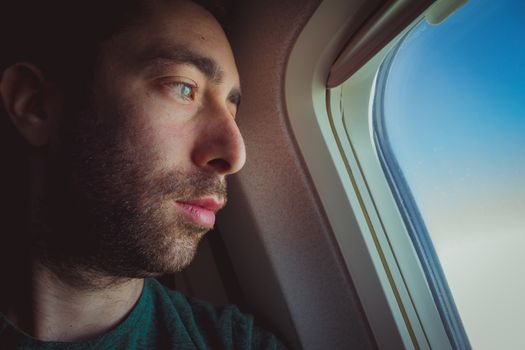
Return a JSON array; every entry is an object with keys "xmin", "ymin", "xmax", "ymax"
[
  {"xmin": 105, "ymin": 2, "xmax": 239, "ymax": 80},
  {"xmin": 131, "ymin": 0, "xmax": 230, "ymax": 50}
]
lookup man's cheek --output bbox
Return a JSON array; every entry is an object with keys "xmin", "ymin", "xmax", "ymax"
[{"xmin": 139, "ymin": 119, "xmax": 195, "ymax": 171}]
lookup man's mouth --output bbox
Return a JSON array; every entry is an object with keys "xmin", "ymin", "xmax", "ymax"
[{"xmin": 174, "ymin": 198, "xmax": 225, "ymax": 228}]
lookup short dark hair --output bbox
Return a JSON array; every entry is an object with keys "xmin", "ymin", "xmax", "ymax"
[{"xmin": 0, "ymin": 0, "xmax": 229, "ymax": 90}]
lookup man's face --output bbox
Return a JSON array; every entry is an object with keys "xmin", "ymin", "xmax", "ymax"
[{"xmin": 38, "ymin": 1, "xmax": 245, "ymax": 280}]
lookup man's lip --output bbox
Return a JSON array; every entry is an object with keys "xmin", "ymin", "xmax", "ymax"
[
  {"xmin": 176, "ymin": 198, "xmax": 225, "ymax": 213},
  {"xmin": 174, "ymin": 198, "xmax": 225, "ymax": 228}
]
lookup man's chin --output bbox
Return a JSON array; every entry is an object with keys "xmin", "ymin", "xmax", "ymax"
[{"xmin": 138, "ymin": 230, "xmax": 206, "ymax": 276}]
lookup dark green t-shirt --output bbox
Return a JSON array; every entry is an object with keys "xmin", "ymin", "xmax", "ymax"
[{"xmin": 0, "ymin": 278, "xmax": 287, "ymax": 349}]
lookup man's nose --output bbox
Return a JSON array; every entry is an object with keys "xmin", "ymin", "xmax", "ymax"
[{"xmin": 191, "ymin": 104, "xmax": 246, "ymax": 176}]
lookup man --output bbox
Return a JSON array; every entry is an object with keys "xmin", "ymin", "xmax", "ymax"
[{"xmin": 0, "ymin": 0, "xmax": 286, "ymax": 348}]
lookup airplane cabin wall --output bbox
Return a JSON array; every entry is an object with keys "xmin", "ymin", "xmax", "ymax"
[{"xmin": 217, "ymin": 1, "xmax": 378, "ymax": 349}]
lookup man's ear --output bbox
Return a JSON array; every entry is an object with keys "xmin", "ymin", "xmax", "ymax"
[{"xmin": 0, "ymin": 63, "xmax": 62, "ymax": 147}]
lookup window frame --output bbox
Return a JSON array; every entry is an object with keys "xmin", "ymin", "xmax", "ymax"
[{"xmin": 285, "ymin": 0, "xmax": 457, "ymax": 348}]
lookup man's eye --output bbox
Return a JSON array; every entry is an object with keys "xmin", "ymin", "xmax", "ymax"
[{"xmin": 166, "ymin": 81, "xmax": 197, "ymax": 102}]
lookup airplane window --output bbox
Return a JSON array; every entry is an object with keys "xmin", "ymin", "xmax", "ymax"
[{"xmin": 373, "ymin": 1, "xmax": 525, "ymax": 349}]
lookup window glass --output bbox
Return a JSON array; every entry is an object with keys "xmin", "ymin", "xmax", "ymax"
[{"xmin": 373, "ymin": 1, "xmax": 525, "ymax": 349}]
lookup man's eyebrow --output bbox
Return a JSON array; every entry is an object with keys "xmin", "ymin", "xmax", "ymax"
[
  {"xmin": 229, "ymin": 88, "xmax": 242, "ymax": 109},
  {"xmin": 139, "ymin": 45, "xmax": 224, "ymax": 84}
]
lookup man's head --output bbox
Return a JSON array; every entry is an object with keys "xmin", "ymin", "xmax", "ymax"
[{"xmin": 0, "ymin": 0, "xmax": 245, "ymax": 286}]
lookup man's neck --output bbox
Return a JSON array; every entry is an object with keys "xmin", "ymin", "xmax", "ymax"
[{"xmin": 4, "ymin": 261, "xmax": 144, "ymax": 342}]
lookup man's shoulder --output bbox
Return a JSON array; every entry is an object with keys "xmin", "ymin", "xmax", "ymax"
[{"xmin": 145, "ymin": 278, "xmax": 288, "ymax": 350}]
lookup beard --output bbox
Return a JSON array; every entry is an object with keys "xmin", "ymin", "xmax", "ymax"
[{"xmin": 32, "ymin": 95, "xmax": 226, "ymax": 287}]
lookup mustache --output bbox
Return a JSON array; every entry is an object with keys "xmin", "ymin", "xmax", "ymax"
[{"xmin": 158, "ymin": 169, "xmax": 228, "ymax": 205}]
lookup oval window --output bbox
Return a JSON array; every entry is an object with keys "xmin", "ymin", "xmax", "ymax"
[{"xmin": 373, "ymin": 1, "xmax": 525, "ymax": 349}]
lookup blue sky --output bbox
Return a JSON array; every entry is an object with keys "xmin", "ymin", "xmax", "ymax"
[
  {"xmin": 377, "ymin": 1, "xmax": 525, "ymax": 348},
  {"xmin": 383, "ymin": 0, "xmax": 525, "ymax": 209}
]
